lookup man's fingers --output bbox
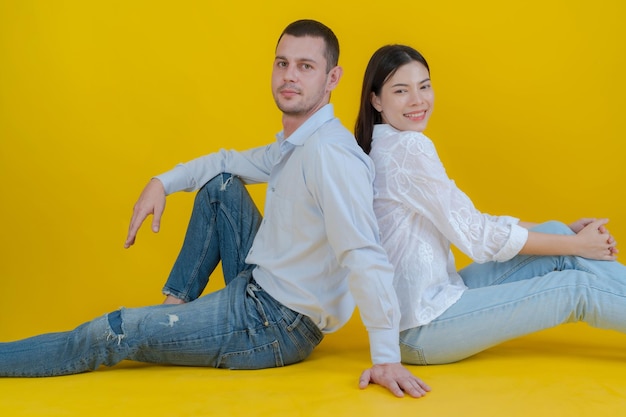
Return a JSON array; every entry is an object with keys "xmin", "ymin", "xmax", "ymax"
[
  {"xmin": 151, "ymin": 205, "xmax": 164, "ymax": 233},
  {"xmin": 382, "ymin": 379, "xmax": 404, "ymax": 398},
  {"xmin": 400, "ymin": 377, "xmax": 431, "ymax": 398},
  {"xmin": 123, "ymin": 236, "xmax": 135, "ymax": 249},
  {"xmin": 124, "ymin": 223, "xmax": 139, "ymax": 248},
  {"xmin": 376, "ymin": 375, "xmax": 420, "ymax": 398},
  {"xmin": 358, "ymin": 369, "xmax": 371, "ymax": 389},
  {"xmin": 151, "ymin": 215, "xmax": 161, "ymax": 233},
  {"xmin": 373, "ymin": 376, "xmax": 404, "ymax": 398},
  {"xmin": 124, "ymin": 211, "xmax": 147, "ymax": 248},
  {"xmin": 362, "ymin": 363, "xmax": 431, "ymax": 398}
]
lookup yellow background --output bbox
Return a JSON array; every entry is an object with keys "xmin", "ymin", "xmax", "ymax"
[
  {"xmin": 2, "ymin": 1, "xmax": 626, "ymax": 416},
  {"xmin": 1, "ymin": 0, "xmax": 625, "ymax": 340}
]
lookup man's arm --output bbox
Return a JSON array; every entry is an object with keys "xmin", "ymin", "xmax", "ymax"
[
  {"xmin": 123, "ymin": 145, "xmax": 276, "ymax": 248},
  {"xmin": 312, "ymin": 140, "xmax": 430, "ymax": 397}
]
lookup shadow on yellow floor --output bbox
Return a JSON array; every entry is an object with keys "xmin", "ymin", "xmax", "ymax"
[{"xmin": 2, "ymin": 320, "xmax": 626, "ymax": 416}]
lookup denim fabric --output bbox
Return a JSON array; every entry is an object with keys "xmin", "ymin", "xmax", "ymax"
[
  {"xmin": 0, "ymin": 174, "xmax": 323, "ymax": 377},
  {"xmin": 400, "ymin": 221, "xmax": 626, "ymax": 365},
  {"xmin": 163, "ymin": 173, "xmax": 262, "ymax": 300}
]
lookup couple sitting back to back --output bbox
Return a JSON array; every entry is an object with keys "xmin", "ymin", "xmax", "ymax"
[{"xmin": 2, "ymin": 19, "xmax": 625, "ymax": 400}]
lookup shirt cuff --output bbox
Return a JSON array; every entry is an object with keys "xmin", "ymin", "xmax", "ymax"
[
  {"xmin": 493, "ymin": 223, "xmax": 528, "ymax": 262},
  {"xmin": 153, "ymin": 165, "xmax": 190, "ymax": 196},
  {"xmin": 496, "ymin": 215, "xmax": 520, "ymax": 226},
  {"xmin": 368, "ymin": 328, "xmax": 401, "ymax": 364}
]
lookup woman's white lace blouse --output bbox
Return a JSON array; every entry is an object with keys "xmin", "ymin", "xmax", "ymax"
[{"xmin": 370, "ymin": 124, "xmax": 528, "ymax": 330}]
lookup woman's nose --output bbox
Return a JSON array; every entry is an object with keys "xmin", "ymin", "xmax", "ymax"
[{"xmin": 410, "ymin": 90, "xmax": 425, "ymax": 105}]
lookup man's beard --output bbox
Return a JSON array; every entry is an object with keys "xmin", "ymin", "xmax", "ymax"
[
  {"xmin": 275, "ymin": 100, "xmax": 310, "ymax": 116},
  {"xmin": 273, "ymin": 88, "xmax": 324, "ymax": 117}
]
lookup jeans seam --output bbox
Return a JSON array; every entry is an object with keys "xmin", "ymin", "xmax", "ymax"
[
  {"xmin": 216, "ymin": 340, "xmax": 284, "ymax": 369},
  {"xmin": 173, "ymin": 189, "xmax": 218, "ymax": 301},
  {"xmin": 491, "ymin": 255, "xmax": 540, "ymax": 285}
]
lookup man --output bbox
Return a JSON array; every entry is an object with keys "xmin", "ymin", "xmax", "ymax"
[{"xmin": 1, "ymin": 20, "xmax": 429, "ymax": 398}]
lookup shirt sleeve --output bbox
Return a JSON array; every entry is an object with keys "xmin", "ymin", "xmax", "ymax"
[
  {"xmin": 155, "ymin": 145, "xmax": 278, "ymax": 195},
  {"xmin": 308, "ymin": 140, "xmax": 401, "ymax": 364},
  {"xmin": 381, "ymin": 131, "xmax": 527, "ymax": 263}
]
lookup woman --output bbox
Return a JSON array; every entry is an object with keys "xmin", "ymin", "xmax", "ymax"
[{"xmin": 354, "ymin": 44, "xmax": 626, "ymax": 365}]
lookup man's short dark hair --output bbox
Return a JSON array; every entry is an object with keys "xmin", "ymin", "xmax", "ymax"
[{"xmin": 278, "ymin": 19, "xmax": 339, "ymax": 72}]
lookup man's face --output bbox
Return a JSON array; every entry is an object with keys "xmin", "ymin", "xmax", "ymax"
[{"xmin": 271, "ymin": 34, "xmax": 339, "ymax": 119}]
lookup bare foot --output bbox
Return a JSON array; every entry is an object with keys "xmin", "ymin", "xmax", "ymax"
[{"xmin": 163, "ymin": 295, "xmax": 186, "ymax": 305}]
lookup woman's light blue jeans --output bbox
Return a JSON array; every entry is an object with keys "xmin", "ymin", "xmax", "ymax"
[
  {"xmin": 400, "ymin": 221, "xmax": 626, "ymax": 365},
  {"xmin": 0, "ymin": 174, "xmax": 323, "ymax": 377}
]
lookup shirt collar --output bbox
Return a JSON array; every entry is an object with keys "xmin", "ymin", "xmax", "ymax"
[
  {"xmin": 372, "ymin": 123, "xmax": 399, "ymax": 139},
  {"xmin": 275, "ymin": 104, "xmax": 335, "ymax": 146}
]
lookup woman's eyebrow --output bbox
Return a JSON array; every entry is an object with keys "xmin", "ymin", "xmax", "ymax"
[{"xmin": 390, "ymin": 78, "xmax": 431, "ymax": 88}]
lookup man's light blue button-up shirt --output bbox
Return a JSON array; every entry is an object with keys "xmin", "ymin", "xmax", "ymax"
[{"xmin": 156, "ymin": 104, "xmax": 401, "ymax": 364}]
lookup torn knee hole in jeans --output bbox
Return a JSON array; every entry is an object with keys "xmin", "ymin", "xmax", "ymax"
[
  {"xmin": 220, "ymin": 174, "xmax": 233, "ymax": 191},
  {"xmin": 106, "ymin": 310, "xmax": 125, "ymax": 345}
]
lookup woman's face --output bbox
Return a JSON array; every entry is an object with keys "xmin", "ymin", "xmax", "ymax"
[{"xmin": 371, "ymin": 60, "xmax": 433, "ymax": 133}]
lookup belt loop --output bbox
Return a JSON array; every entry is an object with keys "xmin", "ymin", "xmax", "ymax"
[{"xmin": 246, "ymin": 281, "xmax": 270, "ymax": 327}]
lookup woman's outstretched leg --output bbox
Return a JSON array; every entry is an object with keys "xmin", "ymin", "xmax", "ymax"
[{"xmin": 400, "ymin": 268, "xmax": 626, "ymax": 365}]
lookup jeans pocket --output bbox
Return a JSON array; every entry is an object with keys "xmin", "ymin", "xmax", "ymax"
[
  {"xmin": 287, "ymin": 311, "xmax": 323, "ymax": 345},
  {"xmin": 276, "ymin": 307, "xmax": 323, "ymax": 364},
  {"xmin": 216, "ymin": 340, "xmax": 284, "ymax": 370},
  {"xmin": 400, "ymin": 341, "xmax": 428, "ymax": 365}
]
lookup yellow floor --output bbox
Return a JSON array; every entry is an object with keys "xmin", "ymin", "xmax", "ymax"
[{"xmin": 1, "ymin": 320, "xmax": 625, "ymax": 416}]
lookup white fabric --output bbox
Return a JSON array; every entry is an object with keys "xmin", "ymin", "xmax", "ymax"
[{"xmin": 370, "ymin": 124, "xmax": 528, "ymax": 331}]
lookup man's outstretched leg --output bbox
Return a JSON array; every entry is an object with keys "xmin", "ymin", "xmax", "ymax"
[{"xmin": 0, "ymin": 270, "xmax": 323, "ymax": 377}]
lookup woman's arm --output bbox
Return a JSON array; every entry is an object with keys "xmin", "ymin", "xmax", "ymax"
[
  {"xmin": 519, "ymin": 218, "xmax": 617, "ymax": 260},
  {"xmin": 517, "ymin": 221, "xmax": 538, "ymax": 229},
  {"xmin": 520, "ymin": 218, "xmax": 600, "ymax": 233},
  {"xmin": 376, "ymin": 132, "xmax": 526, "ymax": 263},
  {"xmin": 375, "ymin": 131, "xmax": 618, "ymax": 263}
]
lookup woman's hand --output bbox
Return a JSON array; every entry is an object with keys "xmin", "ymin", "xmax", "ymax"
[
  {"xmin": 573, "ymin": 218, "xmax": 618, "ymax": 260},
  {"xmin": 569, "ymin": 218, "xmax": 597, "ymax": 233}
]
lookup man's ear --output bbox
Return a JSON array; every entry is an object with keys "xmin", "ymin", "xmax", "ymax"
[{"xmin": 326, "ymin": 66, "xmax": 343, "ymax": 92}]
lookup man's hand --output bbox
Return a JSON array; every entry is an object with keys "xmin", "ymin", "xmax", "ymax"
[
  {"xmin": 124, "ymin": 178, "xmax": 166, "ymax": 248},
  {"xmin": 359, "ymin": 363, "xmax": 431, "ymax": 398}
]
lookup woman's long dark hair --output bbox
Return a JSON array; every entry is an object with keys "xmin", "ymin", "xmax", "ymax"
[{"xmin": 354, "ymin": 45, "xmax": 430, "ymax": 154}]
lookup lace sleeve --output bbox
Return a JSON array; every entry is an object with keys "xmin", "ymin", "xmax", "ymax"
[{"xmin": 379, "ymin": 131, "xmax": 526, "ymax": 263}]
